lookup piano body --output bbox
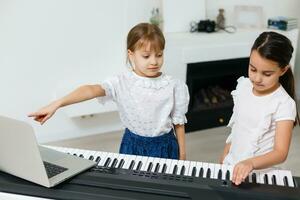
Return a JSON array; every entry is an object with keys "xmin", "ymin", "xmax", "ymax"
[{"xmin": 0, "ymin": 146, "xmax": 299, "ymax": 200}]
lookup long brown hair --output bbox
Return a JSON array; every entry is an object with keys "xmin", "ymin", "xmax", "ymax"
[{"xmin": 251, "ymin": 31, "xmax": 299, "ymax": 126}]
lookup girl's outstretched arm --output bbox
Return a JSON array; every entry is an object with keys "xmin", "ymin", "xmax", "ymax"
[
  {"xmin": 28, "ymin": 84, "xmax": 105, "ymax": 124},
  {"xmin": 232, "ymin": 120, "xmax": 294, "ymax": 185},
  {"xmin": 174, "ymin": 124, "xmax": 186, "ymax": 160}
]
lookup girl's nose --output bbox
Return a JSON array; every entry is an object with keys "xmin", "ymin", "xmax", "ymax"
[
  {"xmin": 150, "ymin": 57, "xmax": 158, "ymax": 65},
  {"xmin": 254, "ymin": 74, "xmax": 262, "ymax": 83}
]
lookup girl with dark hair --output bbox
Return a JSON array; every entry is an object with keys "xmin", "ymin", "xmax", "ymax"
[
  {"xmin": 28, "ymin": 23, "xmax": 189, "ymax": 160},
  {"xmin": 220, "ymin": 31, "xmax": 299, "ymax": 185}
]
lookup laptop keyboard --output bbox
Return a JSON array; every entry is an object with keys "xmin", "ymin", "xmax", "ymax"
[{"xmin": 43, "ymin": 161, "xmax": 68, "ymax": 178}]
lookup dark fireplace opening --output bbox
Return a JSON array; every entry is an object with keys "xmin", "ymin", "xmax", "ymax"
[{"xmin": 186, "ymin": 57, "xmax": 249, "ymax": 132}]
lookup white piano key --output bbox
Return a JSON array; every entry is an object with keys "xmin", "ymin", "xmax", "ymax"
[
  {"xmin": 134, "ymin": 156, "xmax": 143, "ymax": 170},
  {"xmin": 201, "ymin": 162, "xmax": 209, "ymax": 178},
  {"xmin": 187, "ymin": 161, "xmax": 197, "ymax": 176},
  {"xmin": 107, "ymin": 153, "xmax": 120, "ymax": 168},
  {"xmin": 279, "ymin": 170, "xmax": 294, "ymax": 187},
  {"xmin": 97, "ymin": 152, "xmax": 108, "ymax": 166},
  {"xmin": 226, "ymin": 165, "xmax": 234, "ymax": 181},
  {"xmin": 115, "ymin": 153, "xmax": 126, "ymax": 168},
  {"xmin": 176, "ymin": 160, "xmax": 185, "ymax": 175},
  {"xmin": 195, "ymin": 161, "xmax": 203, "ymax": 177},
  {"xmin": 143, "ymin": 157, "xmax": 154, "ymax": 172},
  {"xmin": 207, "ymin": 163, "xmax": 215, "ymax": 179},
  {"xmin": 264, "ymin": 169, "xmax": 278, "ymax": 185},
  {"xmin": 157, "ymin": 158, "xmax": 167, "ymax": 173},
  {"xmin": 183, "ymin": 160, "xmax": 191, "ymax": 176},
  {"xmin": 213, "ymin": 164, "xmax": 221, "ymax": 179},
  {"xmin": 151, "ymin": 157, "xmax": 161, "ymax": 173},
  {"xmin": 140, "ymin": 156, "xmax": 150, "ymax": 171},
  {"xmin": 221, "ymin": 164, "xmax": 228, "ymax": 180},
  {"xmin": 163, "ymin": 159, "xmax": 173, "ymax": 174},
  {"xmin": 167, "ymin": 159, "xmax": 178, "ymax": 174},
  {"xmin": 274, "ymin": 170, "xmax": 284, "ymax": 186},
  {"xmin": 123, "ymin": 154, "xmax": 136, "ymax": 169}
]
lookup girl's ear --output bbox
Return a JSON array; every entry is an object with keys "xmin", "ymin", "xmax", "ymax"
[
  {"xmin": 280, "ymin": 65, "xmax": 290, "ymax": 76},
  {"xmin": 127, "ymin": 49, "xmax": 133, "ymax": 56}
]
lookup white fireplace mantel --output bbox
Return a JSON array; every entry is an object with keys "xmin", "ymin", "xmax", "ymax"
[
  {"xmin": 63, "ymin": 28, "xmax": 298, "ymax": 118},
  {"xmin": 163, "ymin": 28, "xmax": 299, "ymax": 82}
]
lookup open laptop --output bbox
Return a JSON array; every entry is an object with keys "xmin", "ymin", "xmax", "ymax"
[{"xmin": 0, "ymin": 115, "xmax": 96, "ymax": 188}]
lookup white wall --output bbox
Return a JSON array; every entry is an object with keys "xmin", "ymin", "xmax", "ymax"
[
  {"xmin": 1, "ymin": 0, "xmax": 299, "ymax": 143},
  {"xmin": 205, "ymin": 0, "xmax": 300, "ymax": 99},
  {"xmin": 0, "ymin": 0, "xmax": 160, "ymax": 143}
]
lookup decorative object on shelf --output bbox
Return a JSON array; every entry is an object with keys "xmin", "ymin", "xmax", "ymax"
[
  {"xmin": 216, "ymin": 8, "xmax": 225, "ymax": 29},
  {"xmin": 234, "ymin": 5, "xmax": 264, "ymax": 29},
  {"xmin": 268, "ymin": 17, "xmax": 298, "ymax": 31},
  {"xmin": 215, "ymin": 8, "xmax": 236, "ymax": 33},
  {"xmin": 149, "ymin": 8, "xmax": 163, "ymax": 29}
]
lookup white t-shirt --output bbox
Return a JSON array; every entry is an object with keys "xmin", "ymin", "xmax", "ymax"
[
  {"xmin": 97, "ymin": 70, "xmax": 190, "ymax": 137},
  {"xmin": 223, "ymin": 77, "xmax": 297, "ymax": 165}
]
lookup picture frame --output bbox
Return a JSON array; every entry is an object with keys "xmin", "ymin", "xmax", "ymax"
[{"xmin": 234, "ymin": 5, "xmax": 264, "ymax": 29}]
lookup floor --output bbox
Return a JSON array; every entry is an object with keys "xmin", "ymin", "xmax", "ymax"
[{"xmin": 47, "ymin": 124, "xmax": 300, "ymax": 177}]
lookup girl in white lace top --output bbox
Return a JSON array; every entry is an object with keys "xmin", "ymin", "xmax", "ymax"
[
  {"xmin": 220, "ymin": 32, "xmax": 299, "ymax": 185},
  {"xmin": 29, "ymin": 23, "xmax": 190, "ymax": 160}
]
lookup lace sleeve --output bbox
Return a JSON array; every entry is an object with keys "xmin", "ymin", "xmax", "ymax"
[{"xmin": 171, "ymin": 80, "xmax": 190, "ymax": 125}]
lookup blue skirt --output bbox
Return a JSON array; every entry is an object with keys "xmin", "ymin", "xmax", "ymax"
[{"xmin": 119, "ymin": 128, "xmax": 179, "ymax": 159}]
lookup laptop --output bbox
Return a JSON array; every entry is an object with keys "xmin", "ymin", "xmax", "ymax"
[{"xmin": 0, "ymin": 115, "xmax": 96, "ymax": 188}]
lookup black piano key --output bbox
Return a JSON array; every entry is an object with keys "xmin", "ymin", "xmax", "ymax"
[
  {"xmin": 252, "ymin": 173, "xmax": 257, "ymax": 184},
  {"xmin": 111, "ymin": 158, "xmax": 118, "ymax": 168},
  {"xmin": 88, "ymin": 155, "xmax": 94, "ymax": 161},
  {"xmin": 172, "ymin": 165, "xmax": 178, "ymax": 175},
  {"xmin": 206, "ymin": 168, "xmax": 211, "ymax": 178},
  {"xmin": 225, "ymin": 170, "xmax": 230, "ymax": 181},
  {"xmin": 136, "ymin": 161, "xmax": 142, "ymax": 171},
  {"xmin": 147, "ymin": 162, "xmax": 153, "ymax": 172},
  {"xmin": 95, "ymin": 156, "xmax": 101, "ymax": 164},
  {"xmin": 199, "ymin": 168, "xmax": 204, "ymax": 177},
  {"xmin": 226, "ymin": 170, "xmax": 230, "ymax": 180},
  {"xmin": 129, "ymin": 160, "xmax": 135, "ymax": 170},
  {"xmin": 154, "ymin": 163, "xmax": 160, "ymax": 173},
  {"xmin": 162, "ymin": 164, "xmax": 167, "ymax": 173},
  {"xmin": 272, "ymin": 174, "xmax": 277, "ymax": 185},
  {"xmin": 191, "ymin": 167, "xmax": 197, "ymax": 177},
  {"xmin": 283, "ymin": 176, "xmax": 289, "ymax": 187},
  {"xmin": 104, "ymin": 158, "xmax": 111, "ymax": 167},
  {"xmin": 245, "ymin": 176, "xmax": 249, "ymax": 183},
  {"xmin": 117, "ymin": 159, "xmax": 125, "ymax": 168},
  {"xmin": 264, "ymin": 174, "xmax": 269, "ymax": 184},
  {"xmin": 180, "ymin": 166, "xmax": 185, "ymax": 175},
  {"xmin": 79, "ymin": 154, "xmax": 84, "ymax": 158},
  {"xmin": 217, "ymin": 169, "xmax": 222, "ymax": 179}
]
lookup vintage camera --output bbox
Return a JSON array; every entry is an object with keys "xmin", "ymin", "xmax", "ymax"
[{"xmin": 198, "ymin": 20, "xmax": 216, "ymax": 33}]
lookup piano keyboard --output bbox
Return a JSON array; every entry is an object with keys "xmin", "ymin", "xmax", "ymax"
[{"xmin": 45, "ymin": 145, "xmax": 296, "ymax": 188}]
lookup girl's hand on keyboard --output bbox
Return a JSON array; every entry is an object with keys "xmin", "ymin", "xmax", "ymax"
[{"xmin": 232, "ymin": 159, "xmax": 254, "ymax": 185}]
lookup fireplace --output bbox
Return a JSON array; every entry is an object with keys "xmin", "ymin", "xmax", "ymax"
[{"xmin": 185, "ymin": 57, "xmax": 249, "ymax": 132}]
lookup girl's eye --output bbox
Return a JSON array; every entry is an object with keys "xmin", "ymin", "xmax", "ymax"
[
  {"xmin": 264, "ymin": 73, "xmax": 272, "ymax": 77},
  {"xmin": 142, "ymin": 55, "xmax": 150, "ymax": 59},
  {"xmin": 250, "ymin": 68, "xmax": 256, "ymax": 72},
  {"xmin": 156, "ymin": 54, "xmax": 163, "ymax": 57}
]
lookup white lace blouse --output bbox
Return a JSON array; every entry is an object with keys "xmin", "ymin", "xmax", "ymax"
[{"xmin": 97, "ymin": 70, "xmax": 190, "ymax": 137}]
